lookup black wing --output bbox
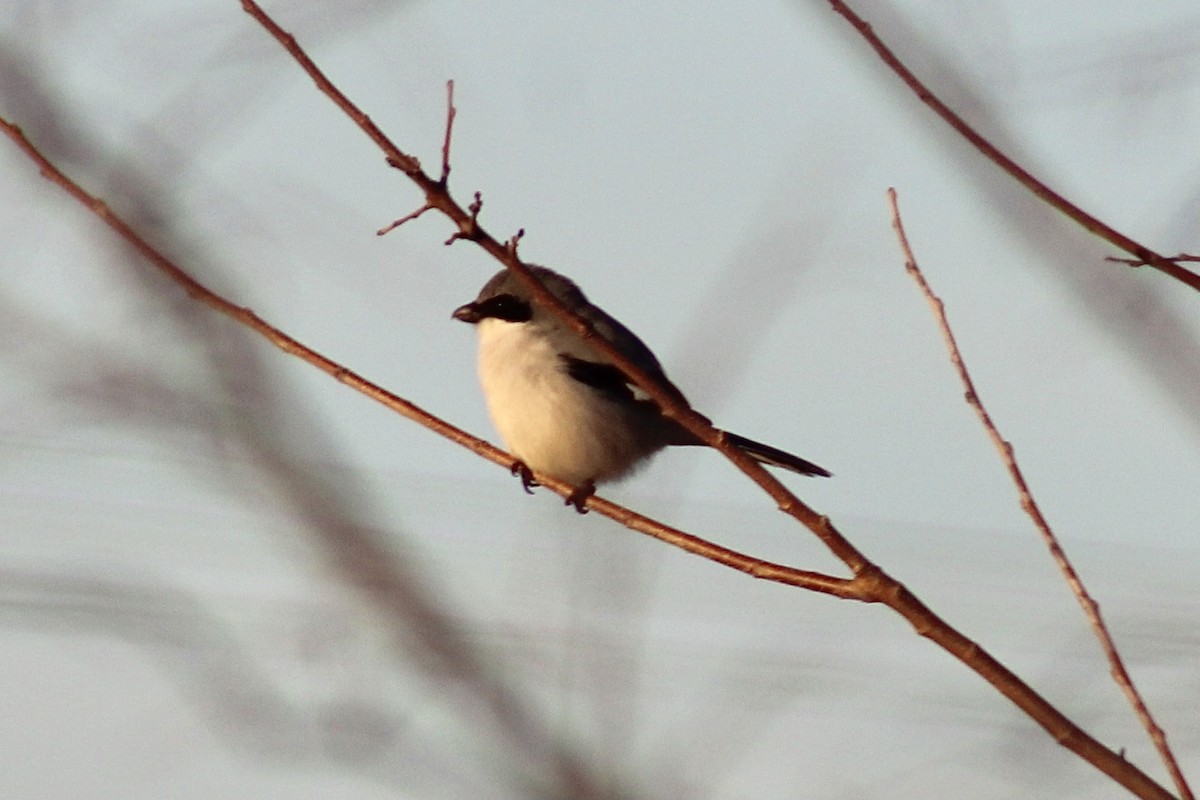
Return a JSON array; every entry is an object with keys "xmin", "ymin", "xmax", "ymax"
[
  {"xmin": 560, "ymin": 355, "xmax": 645, "ymax": 405},
  {"xmin": 559, "ymin": 353, "xmax": 713, "ymax": 449}
]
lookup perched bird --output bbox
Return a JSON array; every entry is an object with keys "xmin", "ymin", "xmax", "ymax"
[{"xmin": 453, "ymin": 266, "xmax": 830, "ymax": 510}]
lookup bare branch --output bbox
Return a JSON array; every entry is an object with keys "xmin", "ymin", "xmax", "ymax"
[
  {"xmin": 889, "ymin": 187, "xmax": 1192, "ymax": 800},
  {"xmin": 825, "ymin": 0, "xmax": 1200, "ymax": 294},
  {"xmin": 376, "ymin": 83, "xmax": 458, "ymax": 236}
]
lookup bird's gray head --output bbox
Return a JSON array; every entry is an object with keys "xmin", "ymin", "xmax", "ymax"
[{"xmin": 451, "ymin": 266, "xmax": 585, "ymax": 326}]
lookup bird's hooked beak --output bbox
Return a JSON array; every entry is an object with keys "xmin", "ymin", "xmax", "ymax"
[{"xmin": 452, "ymin": 302, "xmax": 482, "ymax": 324}]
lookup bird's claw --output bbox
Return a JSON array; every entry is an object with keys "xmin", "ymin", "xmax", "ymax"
[
  {"xmin": 511, "ymin": 461, "xmax": 538, "ymax": 494},
  {"xmin": 509, "ymin": 462, "xmax": 593, "ymax": 513},
  {"xmin": 564, "ymin": 481, "xmax": 596, "ymax": 514}
]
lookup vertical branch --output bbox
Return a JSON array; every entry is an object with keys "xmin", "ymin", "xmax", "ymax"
[
  {"xmin": 440, "ymin": 79, "xmax": 457, "ymax": 183},
  {"xmin": 888, "ymin": 188, "xmax": 1193, "ymax": 800}
]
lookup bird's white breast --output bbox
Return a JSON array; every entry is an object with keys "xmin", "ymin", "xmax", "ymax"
[{"xmin": 474, "ymin": 318, "xmax": 657, "ymax": 485}]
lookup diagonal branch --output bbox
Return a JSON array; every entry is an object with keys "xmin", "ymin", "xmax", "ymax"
[
  {"xmin": 889, "ymin": 188, "xmax": 1193, "ymax": 800},
  {"xmin": 824, "ymin": 0, "xmax": 1200, "ymax": 294}
]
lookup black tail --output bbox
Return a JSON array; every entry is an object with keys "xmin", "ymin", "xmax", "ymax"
[{"xmin": 722, "ymin": 431, "xmax": 831, "ymax": 478}]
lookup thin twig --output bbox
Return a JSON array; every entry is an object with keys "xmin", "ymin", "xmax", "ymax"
[
  {"xmin": 376, "ymin": 203, "xmax": 431, "ymax": 236},
  {"xmin": 440, "ymin": 78, "xmax": 456, "ymax": 183},
  {"xmin": 825, "ymin": 0, "xmax": 1200, "ymax": 295},
  {"xmin": 506, "ymin": 228, "xmax": 525, "ymax": 256},
  {"xmin": 889, "ymin": 187, "xmax": 1192, "ymax": 800}
]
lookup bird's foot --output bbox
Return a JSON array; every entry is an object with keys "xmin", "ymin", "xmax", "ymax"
[
  {"xmin": 511, "ymin": 461, "xmax": 538, "ymax": 494},
  {"xmin": 564, "ymin": 481, "xmax": 596, "ymax": 514}
]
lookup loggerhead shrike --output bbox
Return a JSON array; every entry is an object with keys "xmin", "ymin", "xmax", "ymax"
[{"xmin": 453, "ymin": 266, "xmax": 830, "ymax": 510}]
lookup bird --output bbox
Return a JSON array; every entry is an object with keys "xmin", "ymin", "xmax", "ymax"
[{"xmin": 452, "ymin": 266, "xmax": 830, "ymax": 511}]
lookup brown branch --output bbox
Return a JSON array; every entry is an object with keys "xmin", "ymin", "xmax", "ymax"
[
  {"xmin": 440, "ymin": 78, "xmax": 456, "ymax": 183},
  {"xmin": 376, "ymin": 202, "xmax": 431, "ymax": 236},
  {"xmin": 889, "ymin": 188, "xmax": 1193, "ymax": 800},
  {"xmin": 824, "ymin": 0, "xmax": 1200, "ymax": 295}
]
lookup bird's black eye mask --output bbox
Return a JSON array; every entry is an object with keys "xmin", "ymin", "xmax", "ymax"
[
  {"xmin": 476, "ymin": 293, "xmax": 533, "ymax": 323},
  {"xmin": 454, "ymin": 292, "xmax": 534, "ymax": 324}
]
